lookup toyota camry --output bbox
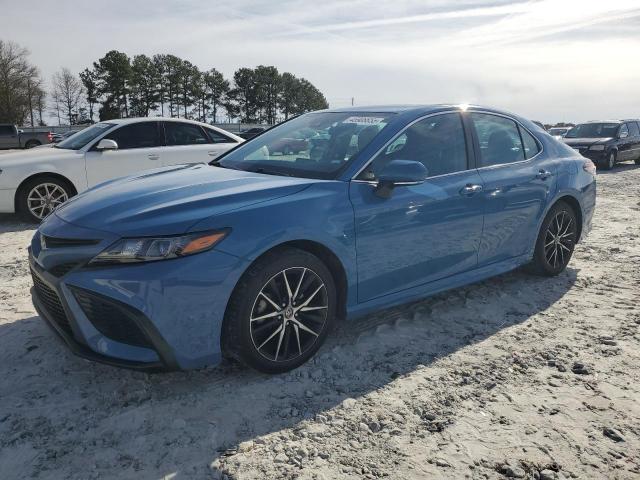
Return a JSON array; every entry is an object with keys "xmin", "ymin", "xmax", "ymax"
[{"xmin": 29, "ymin": 105, "xmax": 596, "ymax": 373}]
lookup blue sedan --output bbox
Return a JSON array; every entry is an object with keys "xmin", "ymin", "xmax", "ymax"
[{"xmin": 29, "ymin": 105, "xmax": 596, "ymax": 373}]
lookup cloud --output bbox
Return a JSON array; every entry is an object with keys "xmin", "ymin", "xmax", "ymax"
[{"xmin": 1, "ymin": 0, "xmax": 639, "ymax": 123}]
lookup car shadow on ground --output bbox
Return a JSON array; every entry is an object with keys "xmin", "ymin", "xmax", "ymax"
[{"xmin": 0, "ymin": 259, "xmax": 578, "ymax": 478}]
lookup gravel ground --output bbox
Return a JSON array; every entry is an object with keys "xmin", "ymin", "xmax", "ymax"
[{"xmin": 0, "ymin": 164, "xmax": 639, "ymax": 480}]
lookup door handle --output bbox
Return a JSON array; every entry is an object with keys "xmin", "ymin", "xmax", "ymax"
[
  {"xmin": 459, "ymin": 184, "xmax": 483, "ymax": 196},
  {"xmin": 148, "ymin": 154, "xmax": 160, "ymax": 160},
  {"xmin": 536, "ymin": 169, "xmax": 552, "ymax": 180}
]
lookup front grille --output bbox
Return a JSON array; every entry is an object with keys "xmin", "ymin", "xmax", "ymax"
[
  {"xmin": 71, "ymin": 287, "xmax": 152, "ymax": 349},
  {"xmin": 42, "ymin": 235, "xmax": 100, "ymax": 248},
  {"xmin": 48, "ymin": 262, "xmax": 79, "ymax": 277},
  {"xmin": 31, "ymin": 270, "xmax": 73, "ymax": 336}
]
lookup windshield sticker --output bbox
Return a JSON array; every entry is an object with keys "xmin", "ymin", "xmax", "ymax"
[{"xmin": 343, "ymin": 116, "xmax": 385, "ymax": 125}]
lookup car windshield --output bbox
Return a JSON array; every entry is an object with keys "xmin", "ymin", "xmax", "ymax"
[
  {"xmin": 56, "ymin": 123, "xmax": 115, "ymax": 150},
  {"xmin": 216, "ymin": 112, "xmax": 395, "ymax": 179},
  {"xmin": 549, "ymin": 128, "xmax": 568, "ymax": 135},
  {"xmin": 565, "ymin": 123, "xmax": 619, "ymax": 138}
]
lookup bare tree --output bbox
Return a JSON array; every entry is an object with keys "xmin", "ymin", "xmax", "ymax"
[
  {"xmin": 52, "ymin": 67, "xmax": 83, "ymax": 125},
  {"xmin": 0, "ymin": 40, "xmax": 42, "ymax": 124}
]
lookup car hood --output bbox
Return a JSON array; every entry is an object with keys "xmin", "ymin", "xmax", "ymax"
[
  {"xmin": 563, "ymin": 137, "xmax": 612, "ymax": 147},
  {"xmin": 0, "ymin": 146, "xmax": 77, "ymax": 167},
  {"xmin": 54, "ymin": 164, "xmax": 317, "ymax": 236}
]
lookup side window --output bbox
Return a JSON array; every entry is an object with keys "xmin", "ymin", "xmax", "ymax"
[
  {"xmin": 104, "ymin": 122, "xmax": 160, "ymax": 150},
  {"xmin": 205, "ymin": 127, "xmax": 235, "ymax": 144},
  {"xmin": 164, "ymin": 122, "xmax": 210, "ymax": 146},
  {"xmin": 618, "ymin": 124, "xmax": 629, "ymax": 138},
  {"xmin": 626, "ymin": 122, "xmax": 639, "ymax": 137},
  {"xmin": 470, "ymin": 113, "xmax": 525, "ymax": 167},
  {"xmin": 358, "ymin": 113, "xmax": 468, "ymax": 180},
  {"xmin": 519, "ymin": 126, "xmax": 541, "ymax": 159},
  {"xmin": 0, "ymin": 125, "xmax": 15, "ymax": 135}
]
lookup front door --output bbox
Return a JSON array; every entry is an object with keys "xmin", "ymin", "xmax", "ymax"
[
  {"xmin": 467, "ymin": 112, "xmax": 557, "ymax": 265},
  {"xmin": 350, "ymin": 112, "xmax": 484, "ymax": 302},
  {"xmin": 84, "ymin": 121, "xmax": 163, "ymax": 187}
]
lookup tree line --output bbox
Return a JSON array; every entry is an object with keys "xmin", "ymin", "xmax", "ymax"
[{"xmin": 0, "ymin": 40, "xmax": 329, "ymax": 126}]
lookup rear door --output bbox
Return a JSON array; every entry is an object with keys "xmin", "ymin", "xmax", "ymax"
[
  {"xmin": 160, "ymin": 121, "xmax": 217, "ymax": 166},
  {"xmin": 468, "ymin": 112, "xmax": 557, "ymax": 266},
  {"xmin": 84, "ymin": 121, "xmax": 163, "ymax": 187}
]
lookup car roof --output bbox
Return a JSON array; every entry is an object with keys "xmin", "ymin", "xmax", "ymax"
[
  {"xmin": 316, "ymin": 103, "xmax": 535, "ymax": 120},
  {"xmin": 98, "ymin": 117, "xmax": 243, "ymax": 140}
]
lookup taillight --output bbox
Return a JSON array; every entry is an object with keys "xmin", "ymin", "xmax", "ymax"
[
  {"xmin": 583, "ymin": 159, "xmax": 596, "ymax": 176},
  {"xmin": 47, "ymin": 132, "xmax": 53, "ymax": 142}
]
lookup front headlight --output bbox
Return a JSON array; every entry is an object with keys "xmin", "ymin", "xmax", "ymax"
[
  {"xmin": 589, "ymin": 145, "xmax": 605, "ymax": 151},
  {"xmin": 90, "ymin": 230, "xmax": 228, "ymax": 265}
]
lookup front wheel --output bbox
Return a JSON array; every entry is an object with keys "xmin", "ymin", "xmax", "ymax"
[
  {"xmin": 602, "ymin": 151, "xmax": 616, "ymax": 170},
  {"xmin": 18, "ymin": 176, "xmax": 72, "ymax": 222},
  {"xmin": 222, "ymin": 247, "xmax": 337, "ymax": 373},
  {"xmin": 527, "ymin": 201, "xmax": 578, "ymax": 276}
]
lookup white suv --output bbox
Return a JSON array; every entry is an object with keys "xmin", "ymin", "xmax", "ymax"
[{"xmin": 0, "ymin": 117, "xmax": 243, "ymax": 221}]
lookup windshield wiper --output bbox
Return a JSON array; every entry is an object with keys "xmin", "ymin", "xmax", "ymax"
[{"xmin": 245, "ymin": 167, "xmax": 293, "ymax": 177}]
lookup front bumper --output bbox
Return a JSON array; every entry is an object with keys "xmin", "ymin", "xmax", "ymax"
[
  {"xmin": 0, "ymin": 188, "xmax": 16, "ymax": 213},
  {"xmin": 29, "ymin": 216, "xmax": 248, "ymax": 371}
]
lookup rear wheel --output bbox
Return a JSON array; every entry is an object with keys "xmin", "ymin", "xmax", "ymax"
[
  {"xmin": 222, "ymin": 247, "xmax": 336, "ymax": 373},
  {"xmin": 527, "ymin": 201, "xmax": 578, "ymax": 276},
  {"xmin": 18, "ymin": 176, "xmax": 72, "ymax": 222},
  {"xmin": 24, "ymin": 140, "xmax": 41, "ymax": 149}
]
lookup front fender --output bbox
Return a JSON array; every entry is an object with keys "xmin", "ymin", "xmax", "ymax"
[{"xmin": 191, "ymin": 182, "xmax": 358, "ymax": 307}]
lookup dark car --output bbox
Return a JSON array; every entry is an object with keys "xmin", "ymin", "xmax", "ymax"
[
  {"xmin": 563, "ymin": 120, "xmax": 640, "ymax": 170},
  {"xmin": 239, "ymin": 127, "xmax": 266, "ymax": 140}
]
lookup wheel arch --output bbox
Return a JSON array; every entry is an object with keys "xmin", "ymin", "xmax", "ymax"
[
  {"xmin": 228, "ymin": 239, "xmax": 349, "ymax": 322},
  {"xmin": 552, "ymin": 194, "xmax": 583, "ymax": 241},
  {"xmin": 14, "ymin": 172, "xmax": 78, "ymax": 212}
]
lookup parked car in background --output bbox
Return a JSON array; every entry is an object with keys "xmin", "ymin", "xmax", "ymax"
[
  {"xmin": 239, "ymin": 127, "xmax": 266, "ymax": 139},
  {"xmin": 0, "ymin": 124, "xmax": 53, "ymax": 149},
  {"xmin": 28, "ymin": 105, "xmax": 596, "ymax": 373},
  {"xmin": 562, "ymin": 119, "xmax": 640, "ymax": 170},
  {"xmin": 548, "ymin": 127, "xmax": 571, "ymax": 138},
  {"xmin": 0, "ymin": 117, "xmax": 243, "ymax": 221},
  {"xmin": 51, "ymin": 130, "xmax": 80, "ymax": 143}
]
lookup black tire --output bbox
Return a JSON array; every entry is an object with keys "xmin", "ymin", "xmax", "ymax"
[
  {"xmin": 527, "ymin": 201, "xmax": 578, "ymax": 276},
  {"xmin": 635, "ymin": 157, "xmax": 640, "ymax": 165},
  {"xmin": 222, "ymin": 247, "xmax": 337, "ymax": 374},
  {"xmin": 17, "ymin": 176, "xmax": 73, "ymax": 223},
  {"xmin": 24, "ymin": 140, "xmax": 41, "ymax": 149},
  {"xmin": 602, "ymin": 151, "xmax": 616, "ymax": 170}
]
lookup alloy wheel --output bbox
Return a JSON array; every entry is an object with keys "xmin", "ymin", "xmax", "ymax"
[
  {"xmin": 250, "ymin": 267, "xmax": 328, "ymax": 362},
  {"xmin": 544, "ymin": 210, "xmax": 575, "ymax": 269},
  {"xmin": 27, "ymin": 183, "xmax": 68, "ymax": 220}
]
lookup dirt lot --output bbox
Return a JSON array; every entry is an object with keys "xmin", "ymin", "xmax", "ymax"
[{"xmin": 0, "ymin": 165, "xmax": 639, "ymax": 480}]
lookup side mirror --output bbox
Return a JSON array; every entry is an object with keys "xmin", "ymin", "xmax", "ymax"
[
  {"xmin": 95, "ymin": 138, "xmax": 118, "ymax": 151},
  {"xmin": 375, "ymin": 159, "xmax": 428, "ymax": 198},
  {"xmin": 17, "ymin": 129, "xmax": 24, "ymax": 134},
  {"xmin": 618, "ymin": 131, "xmax": 629, "ymax": 139}
]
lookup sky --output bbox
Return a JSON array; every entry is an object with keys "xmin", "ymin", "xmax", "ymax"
[{"xmin": 2, "ymin": 0, "xmax": 640, "ymax": 124}]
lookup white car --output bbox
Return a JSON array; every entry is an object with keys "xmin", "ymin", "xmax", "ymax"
[{"xmin": 0, "ymin": 117, "xmax": 243, "ymax": 221}]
